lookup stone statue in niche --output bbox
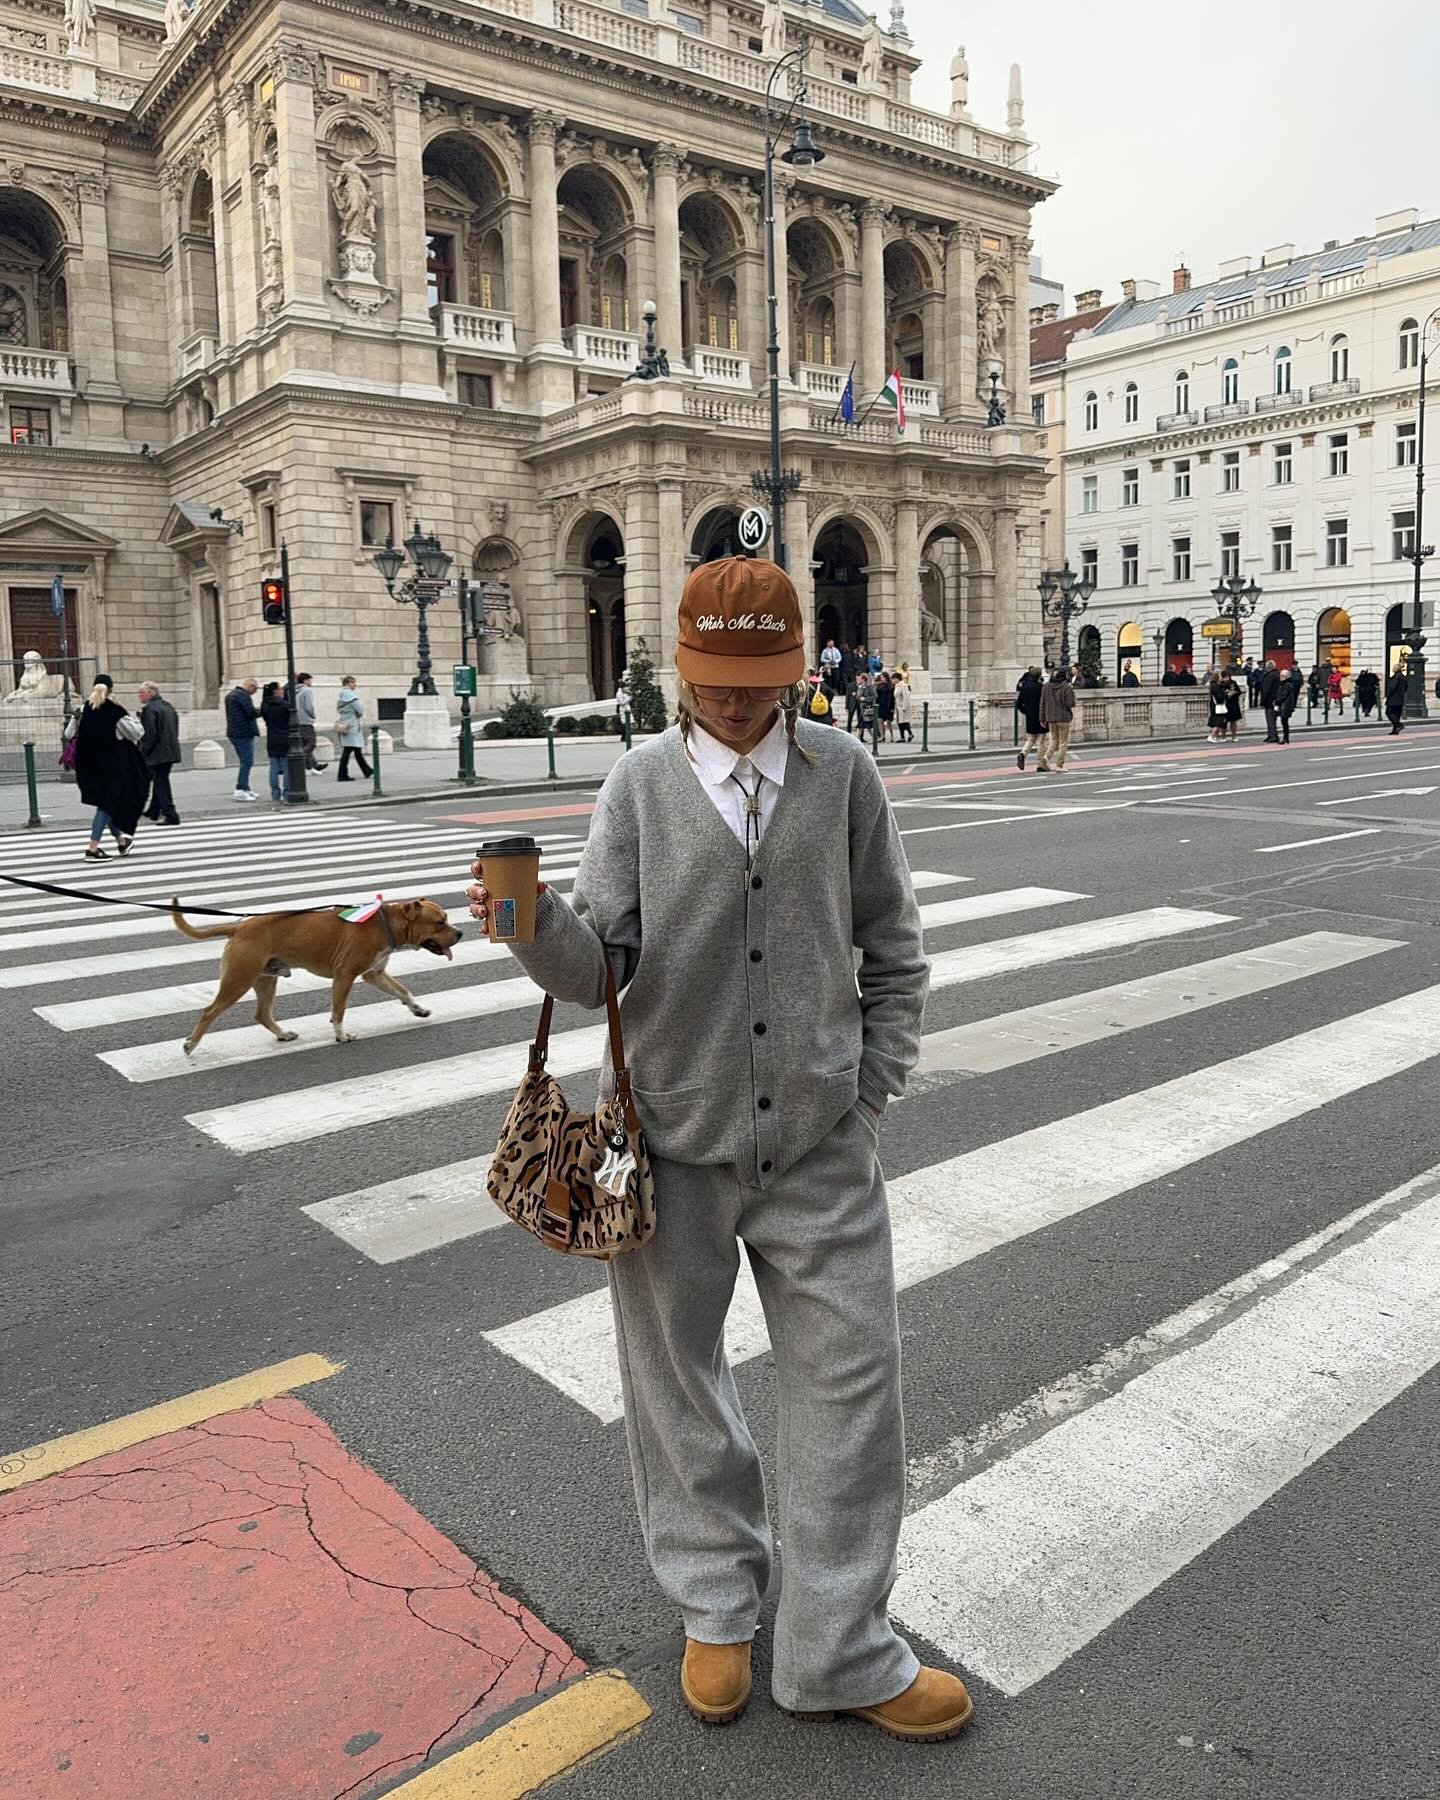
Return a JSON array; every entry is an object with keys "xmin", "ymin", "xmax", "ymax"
[
  {"xmin": 64, "ymin": 0, "xmax": 95, "ymax": 53},
  {"xmin": 949, "ymin": 44, "xmax": 969, "ymax": 112},
  {"xmin": 760, "ymin": 0, "xmax": 785, "ymax": 58},
  {"xmin": 164, "ymin": 0, "xmax": 190, "ymax": 43},
  {"xmin": 859, "ymin": 14, "xmax": 885, "ymax": 85},
  {"xmin": 331, "ymin": 157, "xmax": 377, "ymax": 247},
  {"xmin": 326, "ymin": 153, "xmax": 391, "ymax": 316},
  {"xmin": 919, "ymin": 602, "xmax": 945, "ymax": 648},
  {"xmin": 4, "ymin": 651, "xmax": 67, "ymax": 704},
  {"xmin": 977, "ymin": 284, "xmax": 1005, "ymax": 367}
]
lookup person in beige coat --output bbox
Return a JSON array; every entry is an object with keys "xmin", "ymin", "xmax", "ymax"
[{"xmin": 1038, "ymin": 665, "xmax": 1076, "ymax": 771}]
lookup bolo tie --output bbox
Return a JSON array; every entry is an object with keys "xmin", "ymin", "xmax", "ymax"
[{"xmin": 729, "ymin": 766, "xmax": 764, "ymax": 883}]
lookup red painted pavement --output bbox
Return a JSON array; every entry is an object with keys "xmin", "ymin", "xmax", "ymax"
[{"xmin": 0, "ymin": 1396, "xmax": 584, "ymax": 1800}]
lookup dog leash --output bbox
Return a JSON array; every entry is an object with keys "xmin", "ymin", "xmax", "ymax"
[{"xmin": 0, "ymin": 872, "xmax": 335, "ymax": 918}]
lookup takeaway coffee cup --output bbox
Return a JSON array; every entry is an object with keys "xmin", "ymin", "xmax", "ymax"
[{"xmin": 476, "ymin": 835, "xmax": 542, "ymax": 944}]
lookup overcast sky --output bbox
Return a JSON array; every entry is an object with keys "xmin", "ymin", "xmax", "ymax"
[{"xmin": 898, "ymin": 0, "xmax": 1438, "ymax": 309}]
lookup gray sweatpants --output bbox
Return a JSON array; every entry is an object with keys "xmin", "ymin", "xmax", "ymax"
[{"xmin": 607, "ymin": 1103, "xmax": 919, "ymax": 1713}]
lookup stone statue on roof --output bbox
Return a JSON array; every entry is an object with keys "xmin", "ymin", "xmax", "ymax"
[
  {"xmin": 949, "ymin": 44, "xmax": 969, "ymax": 113},
  {"xmin": 760, "ymin": 0, "xmax": 786, "ymax": 60},
  {"xmin": 859, "ymin": 14, "xmax": 885, "ymax": 86}
]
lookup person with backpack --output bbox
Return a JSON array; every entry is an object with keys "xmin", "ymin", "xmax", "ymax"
[{"xmin": 807, "ymin": 672, "xmax": 835, "ymax": 726}]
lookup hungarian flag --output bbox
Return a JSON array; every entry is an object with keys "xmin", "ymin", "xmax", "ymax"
[
  {"xmin": 878, "ymin": 369, "xmax": 906, "ymax": 435},
  {"xmin": 338, "ymin": 895, "xmax": 383, "ymax": 924}
]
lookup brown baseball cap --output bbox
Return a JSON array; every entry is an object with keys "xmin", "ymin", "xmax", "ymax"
[{"xmin": 675, "ymin": 556, "xmax": 807, "ymax": 688}]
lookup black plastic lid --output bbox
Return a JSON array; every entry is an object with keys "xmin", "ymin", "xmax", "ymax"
[{"xmin": 476, "ymin": 835, "xmax": 540, "ymax": 857}]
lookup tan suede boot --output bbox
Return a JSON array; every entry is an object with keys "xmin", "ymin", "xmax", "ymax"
[
  {"xmin": 680, "ymin": 1639, "xmax": 753, "ymax": 1725},
  {"xmin": 796, "ymin": 1666, "xmax": 973, "ymax": 1743}
]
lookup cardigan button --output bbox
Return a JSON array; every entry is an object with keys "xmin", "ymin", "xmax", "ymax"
[
  {"xmin": 749, "ymin": 948, "xmax": 763, "ymax": 963},
  {"xmin": 760, "ymin": 1160, "xmax": 773, "ymax": 1173},
  {"xmin": 753, "ymin": 1022, "xmax": 767, "ymax": 1035},
  {"xmin": 751, "ymin": 875, "xmax": 763, "ymax": 890},
  {"xmin": 758, "ymin": 1096, "xmax": 771, "ymax": 1110}
]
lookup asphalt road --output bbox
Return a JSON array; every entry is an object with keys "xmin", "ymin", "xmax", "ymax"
[{"xmin": 5, "ymin": 718, "xmax": 1440, "ymax": 1800}]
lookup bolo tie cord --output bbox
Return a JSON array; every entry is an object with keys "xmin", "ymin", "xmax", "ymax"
[{"xmin": 729, "ymin": 769, "xmax": 764, "ymax": 881}]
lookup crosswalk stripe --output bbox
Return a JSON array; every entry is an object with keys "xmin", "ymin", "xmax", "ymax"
[
  {"xmin": 301, "ymin": 1158, "xmax": 505, "ymax": 1263},
  {"xmin": 0, "ymin": 861, "xmax": 582, "ymax": 950},
  {"xmin": 0, "ymin": 817, "xmax": 584, "ymax": 866},
  {"xmin": 119, "ymin": 892, "xmax": 1075, "ymax": 1083},
  {"xmin": 914, "ymin": 931, "xmax": 1397, "ymax": 1075},
  {"xmin": 906, "ymin": 870, "xmax": 972, "ymax": 890},
  {"xmin": 891, "ymin": 1169, "xmax": 1440, "ymax": 1696},
  {"xmin": 481, "ymin": 976, "xmax": 1440, "ymax": 1421}
]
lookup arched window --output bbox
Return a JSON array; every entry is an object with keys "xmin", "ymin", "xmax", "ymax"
[
  {"xmin": 1399, "ymin": 317, "xmax": 1420, "ymax": 370},
  {"xmin": 1221, "ymin": 357, "xmax": 1239, "ymax": 405},
  {"xmin": 1330, "ymin": 334, "xmax": 1349, "ymax": 382},
  {"xmin": 804, "ymin": 297, "xmax": 836, "ymax": 366},
  {"xmin": 1083, "ymin": 389, "xmax": 1098, "ymax": 431},
  {"xmin": 598, "ymin": 254, "xmax": 629, "ymax": 332},
  {"xmin": 1274, "ymin": 345, "xmax": 1292, "ymax": 395},
  {"xmin": 0, "ymin": 285, "xmax": 26, "ymax": 345},
  {"xmin": 1174, "ymin": 369, "xmax": 1190, "ymax": 413},
  {"xmin": 706, "ymin": 277, "xmax": 738, "ymax": 350},
  {"xmin": 474, "ymin": 229, "xmax": 505, "ymax": 311},
  {"xmin": 1123, "ymin": 381, "xmax": 1138, "ymax": 424}
]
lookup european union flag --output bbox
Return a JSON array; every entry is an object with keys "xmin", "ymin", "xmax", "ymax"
[{"xmin": 839, "ymin": 371, "xmax": 856, "ymax": 425}]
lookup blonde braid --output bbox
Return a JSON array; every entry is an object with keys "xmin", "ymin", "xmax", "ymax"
[{"xmin": 676, "ymin": 679, "xmax": 816, "ymax": 767}]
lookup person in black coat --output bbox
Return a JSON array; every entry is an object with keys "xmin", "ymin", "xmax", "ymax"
[
  {"xmin": 260, "ymin": 680, "xmax": 291, "ymax": 802},
  {"xmin": 1353, "ymin": 667, "xmax": 1379, "ymax": 718},
  {"xmin": 1386, "ymin": 670, "xmax": 1409, "ymax": 734},
  {"xmin": 1015, "ymin": 666, "xmax": 1045, "ymax": 769},
  {"xmin": 137, "ymin": 681, "xmax": 182, "ymax": 824},
  {"xmin": 1275, "ymin": 665, "xmax": 1302, "ymax": 743},
  {"xmin": 74, "ymin": 675, "xmax": 148, "ymax": 858},
  {"xmin": 1223, "ymin": 673, "xmax": 1243, "ymax": 740},
  {"xmin": 1258, "ymin": 660, "xmax": 1282, "ymax": 742}
]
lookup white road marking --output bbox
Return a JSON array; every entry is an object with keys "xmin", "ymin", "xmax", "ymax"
[
  {"xmin": 301, "ymin": 1158, "xmax": 506, "ymax": 1263},
  {"xmin": 906, "ymin": 870, "xmax": 973, "ymax": 890},
  {"xmin": 914, "ymin": 932, "xmax": 1397, "ymax": 1075},
  {"xmin": 892, "ymin": 1171, "xmax": 1440, "ymax": 1695},
  {"xmin": 482, "ymin": 977, "xmax": 1440, "ymax": 1421},
  {"xmin": 1315, "ymin": 786, "xmax": 1437, "ymax": 806},
  {"xmin": 1148, "ymin": 760, "xmax": 1440, "ymax": 806},
  {"xmin": 1253, "ymin": 829, "xmax": 1382, "ymax": 854}
]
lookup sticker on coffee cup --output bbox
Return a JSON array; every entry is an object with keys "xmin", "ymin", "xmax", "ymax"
[{"xmin": 492, "ymin": 897, "xmax": 517, "ymax": 940}]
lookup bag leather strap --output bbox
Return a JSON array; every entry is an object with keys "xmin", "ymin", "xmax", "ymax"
[{"xmin": 529, "ymin": 956, "xmax": 639, "ymax": 1134}]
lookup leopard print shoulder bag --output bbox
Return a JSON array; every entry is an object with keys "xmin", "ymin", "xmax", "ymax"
[{"xmin": 487, "ymin": 961, "xmax": 656, "ymax": 1259}]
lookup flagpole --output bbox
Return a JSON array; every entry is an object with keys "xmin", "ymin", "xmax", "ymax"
[{"xmin": 829, "ymin": 359, "xmax": 857, "ymax": 425}]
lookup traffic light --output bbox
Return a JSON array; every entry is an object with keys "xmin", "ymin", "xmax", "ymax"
[{"xmin": 261, "ymin": 577, "xmax": 286, "ymax": 625}]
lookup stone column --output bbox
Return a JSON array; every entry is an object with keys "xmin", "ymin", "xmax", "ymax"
[
  {"xmin": 894, "ymin": 498, "xmax": 922, "ymax": 670},
  {"xmin": 994, "ymin": 505, "xmax": 1021, "ymax": 681},
  {"xmin": 75, "ymin": 175, "xmax": 121, "ymax": 399},
  {"xmin": 202, "ymin": 133, "xmax": 232, "ymax": 351},
  {"xmin": 389, "ymin": 72, "xmax": 432, "ymax": 328},
  {"xmin": 860, "ymin": 200, "xmax": 888, "ymax": 400},
  {"xmin": 770, "ymin": 168, "xmax": 792, "ymax": 380},
  {"xmin": 527, "ymin": 111, "xmax": 565, "ymax": 351},
  {"xmin": 656, "ymin": 479, "xmax": 685, "ymax": 685},
  {"xmin": 1008, "ymin": 234, "xmax": 1033, "ymax": 424},
  {"xmin": 623, "ymin": 481, "xmax": 663, "ymax": 682},
  {"xmin": 652, "ymin": 143, "xmax": 684, "ymax": 364},
  {"xmin": 221, "ymin": 86, "xmax": 257, "ymax": 351},
  {"xmin": 270, "ymin": 42, "xmax": 328, "ymax": 319},
  {"xmin": 943, "ymin": 223, "xmax": 977, "ymax": 420}
]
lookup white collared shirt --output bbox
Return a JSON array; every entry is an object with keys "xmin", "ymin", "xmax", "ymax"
[{"xmin": 687, "ymin": 715, "xmax": 788, "ymax": 848}]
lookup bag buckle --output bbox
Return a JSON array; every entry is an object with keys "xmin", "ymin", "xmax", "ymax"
[{"xmin": 539, "ymin": 1178, "xmax": 573, "ymax": 1248}]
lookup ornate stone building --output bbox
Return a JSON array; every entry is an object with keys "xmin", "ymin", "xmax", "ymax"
[{"xmin": 0, "ymin": 0, "xmax": 1053, "ymax": 725}]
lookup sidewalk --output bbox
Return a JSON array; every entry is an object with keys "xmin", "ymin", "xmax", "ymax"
[{"xmin": 2, "ymin": 709, "xmax": 1425, "ymax": 830}]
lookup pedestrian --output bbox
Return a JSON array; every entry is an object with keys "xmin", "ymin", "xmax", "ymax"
[
  {"xmin": 1206, "ymin": 673, "xmax": 1228, "ymax": 742},
  {"xmin": 74, "ymin": 675, "xmax": 147, "ymax": 859},
  {"xmin": 1307, "ymin": 665, "xmax": 1322, "ymax": 710},
  {"xmin": 1275, "ymin": 663, "xmax": 1301, "ymax": 744},
  {"xmin": 1120, "ymin": 660, "xmax": 1140, "ymax": 689},
  {"xmin": 466, "ymin": 554, "xmax": 969, "ymax": 1743},
  {"xmin": 1386, "ymin": 668, "xmax": 1408, "ymax": 733},
  {"xmin": 1224, "ymin": 670, "xmax": 1243, "ymax": 741},
  {"xmin": 1015, "ymin": 664, "xmax": 1045, "ymax": 770},
  {"xmin": 868, "ymin": 647, "xmax": 883, "ymax": 676},
  {"xmin": 224, "ymin": 676, "xmax": 260, "ymax": 802},
  {"xmin": 875, "ymin": 671, "xmax": 895, "ymax": 742},
  {"xmin": 837, "ymin": 642, "xmax": 856, "ymax": 694},
  {"xmin": 853, "ymin": 669, "xmax": 877, "ymax": 739},
  {"xmin": 261, "ymin": 679, "xmax": 290, "ymax": 803},
  {"xmin": 137, "ymin": 680, "xmax": 182, "ymax": 823},
  {"xmin": 892, "ymin": 671, "xmax": 913, "ymax": 743},
  {"xmin": 294, "ymin": 673, "xmax": 328, "ymax": 772},
  {"xmin": 335, "ymin": 674, "xmax": 373, "ymax": 780},
  {"xmin": 1174, "ymin": 664, "xmax": 1197, "ymax": 686},
  {"xmin": 807, "ymin": 672, "xmax": 834, "ymax": 726},
  {"xmin": 1038, "ymin": 662, "xmax": 1075, "ymax": 771},
  {"xmin": 1354, "ymin": 667, "xmax": 1379, "ymax": 719},
  {"xmin": 1259, "ymin": 659, "xmax": 1282, "ymax": 743},
  {"xmin": 1244, "ymin": 657, "xmax": 1260, "ymax": 710},
  {"xmin": 820, "ymin": 638, "xmax": 841, "ymax": 686},
  {"xmin": 616, "ymin": 671, "xmax": 634, "ymax": 736},
  {"xmin": 1327, "ymin": 666, "xmax": 1345, "ymax": 715}
]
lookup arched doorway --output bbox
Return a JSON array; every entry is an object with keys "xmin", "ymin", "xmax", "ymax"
[
  {"xmin": 471, "ymin": 538, "xmax": 524, "ymax": 678},
  {"xmin": 1317, "ymin": 606, "xmax": 1352, "ymax": 681},
  {"xmin": 1386, "ymin": 603, "xmax": 1407, "ymax": 677},
  {"xmin": 565, "ymin": 516, "xmax": 625, "ymax": 699},
  {"xmin": 813, "ymin": 520, "xmax": 869, "ymax": 654},
  {"xmin": 1262, "ymin": 610, "xmax": 1295, "ymax": 671},
  {"xmin": 1076, "ymin": 622, "xmax": 1103, "ymax": 686},
  {"xmin": 1164, "ymin": 617, "xmax": 1194, "ymax": 678},
  {"xmin": 918, "ymin": 522, "xmax": 975, "ymax": 687},
  {"xmin": 691, "ymin": 506, "xmax": 745, "ymax": 564},
  {"xmin": 1117, "ymin": 620, "xmax": 1142, "ymax": 682}
]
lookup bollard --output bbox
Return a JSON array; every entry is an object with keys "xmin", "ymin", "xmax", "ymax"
[
  {"xmin": 921, "ymin": 701, "xmax": 930, "ymax": 754},
  {"xmin": 546, "ymin": 725, "xmax": 558, "ymax": 782},
  {"xmin": 871, "ymin": 711, "xmax": 880, "ymax": 760},
  {"xmin": 968, "ymin": 699, "xmax": 976, "ymax": 751},
  {"xmin": 1323, "ymin": 695, "xmax": 1330, "ymax": 724},
  {"xmin": 1306, "ymin": 697, "xmax": 1313, "ymax": 725},
  {"xmin": 370, "ymin": 724, "xmax": 383, "ymax": 798},
  {"xmin": 622, "ymin": 715, "xmax": 632, "ymax": 752},
  {"xmin": 23, "ymin": 741, "xmax": 41, "ymax": 829}
]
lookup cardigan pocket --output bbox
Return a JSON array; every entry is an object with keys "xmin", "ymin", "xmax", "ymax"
[{"xmin": 631, "ymin": 1084, "xmax": 705, "ymax": 1153}]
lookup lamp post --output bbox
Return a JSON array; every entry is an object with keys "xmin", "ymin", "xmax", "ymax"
[
  {"xmin": 749, "ymin": 38, "xmax": 822, "ymax": 571},
  {"xmin": 985, "ymin": 362, "xmax": 1007, "ymax": 427},
  {"xmin": 626, "ymin": 299, "xmax": 671, "ymax": 381},
  {"xmin": 1152, "ymin": 626, "xmax": 1165, "ymax": 685},
  {"xmin": 373, "ymin": 522, "xmax": 453, "ymax": 696},
  {"xmin": 1037, "ymin": 559, "xmax": 1096, "ymax": 668},
  {"xmin": 1401, "ymin": 307, "xmax": 1440, "ymax": 718},
  {"xmin": 1209, "ymin": 574, "xmax": 1261, "ymax": 671}
]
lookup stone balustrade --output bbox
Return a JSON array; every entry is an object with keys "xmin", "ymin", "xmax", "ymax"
[
  {"xmin": 564, "ymin": 324, "xmax": 640, "ymax": 370},
  {"xmin": 929, "ymin": 685, "xmax": 1218, "ymax": 744},
  {"xmin": 686, "ymin": 345, "xmax": 751, "ymax": 389},
  {"xmin": 0, "ymin": 346, "xmax": 73, "ymax": 393},
  {"xmin": 434, "ymin": 304, "xmax": 519, "ymax": 355}
]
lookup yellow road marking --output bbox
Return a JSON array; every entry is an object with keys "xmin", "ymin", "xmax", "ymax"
[
  {"xmin": 388, "ymin": 1670, "xmax": 650, "ymax": 1798},
  {"xmin": 0, "ymin": 1352, "xmax": 342, "ymax": 1493}
]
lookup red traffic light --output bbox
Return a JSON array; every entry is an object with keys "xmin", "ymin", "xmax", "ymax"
[{"xmin": 261, "ymin": 577, "xmax": 286, "ymax": 625}]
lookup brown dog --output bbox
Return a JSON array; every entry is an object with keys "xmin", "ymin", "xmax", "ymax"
[{"xmin": 172, "ymin": 896, "xmax": 462, "ymax": 1055}]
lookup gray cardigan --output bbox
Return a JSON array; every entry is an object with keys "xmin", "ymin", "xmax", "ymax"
[{"xmin": 507, "ymin": 721, "xmax": 928, "ymax": 1185}]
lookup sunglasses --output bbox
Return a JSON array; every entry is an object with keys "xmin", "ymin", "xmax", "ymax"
[{"xmin": 691, "ymin": 685, "xmax": 787, "ymax": 703}]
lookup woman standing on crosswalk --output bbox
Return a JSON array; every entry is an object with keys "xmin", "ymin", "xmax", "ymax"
[
  {"xmin": 468, "ymin": 557, "xmax": 973, "ymax": 1746},
  {"xmin": 74, "ymin": 675, "xmax": 147, "ymax": 860}
]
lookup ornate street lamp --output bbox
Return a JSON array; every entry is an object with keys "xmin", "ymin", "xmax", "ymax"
[
  {"xmin": 749, "ymin": 38, "xmax": 823, "ymax": 571},
  {"xmin": 1400, "ymin": 307, "xmax": 1440, "ymax": 718},
  {"xmin": 373, "ymin": 522, "xmax": 453, "ymax": 695},
  {"xmin": 985, "ymin": 362, "xmax": 1007, "ymax": 428},
  {"xmin": 627, "ymin": 298, "xmax": 671, "ymax": 381},
  {"xmin": 1209, "ymin": 574, "xmax": 1261, "ymax": 670},
  {"xmin": 1152, "ymin": 626, "xmax": 1165, "ymax": 684},
  {"xmin": 1037, "ymin": 559, "xmax": 1096, "ymax": 668}
]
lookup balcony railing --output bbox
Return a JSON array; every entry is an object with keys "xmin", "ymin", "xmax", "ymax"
[
  {"xmin": 1203, "ymin": 400, "xmax": 1250, "ymax": 423},
  {"xmin": 1254, "ymin": 391, "xmax": 1295, "ymax": 413},
  {"xmin": 685, "ymin": 345, "xmax": 752, "ymax": 389},
  {"xmin": 1309, "ymin": 377, "xmax": 1360, "ymax": 401},
  {"xmin": 796, "ymin": 363, "xmax": 845, "ymax": 402},
  {"xmin": 564, "ymin": 324, "xmax": 639, "ymax": 371},
  {"xmin": 902, "ymin": 378, "xmax": 941, "ymax": 417},
  {"xmin": 0, "ymin": 345, "xmax": 73, "ymax": 394},
  {"xmin": 1156, "ymin": 409, "xmax": 1198, "ymax": 431},
  {"xmin": 434, "ymin": 304, "xmax": 518, "ymax": 356}
]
